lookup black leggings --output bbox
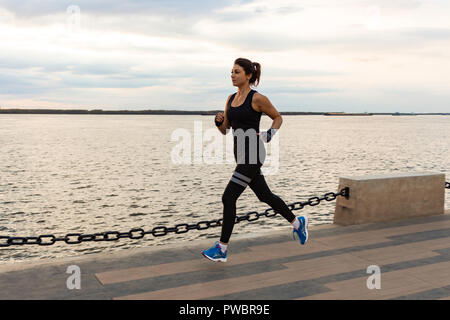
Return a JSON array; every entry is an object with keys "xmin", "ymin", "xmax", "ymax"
[{"xmin": 220, "ymin": 163, "xmax": 296, "ymax": 243}]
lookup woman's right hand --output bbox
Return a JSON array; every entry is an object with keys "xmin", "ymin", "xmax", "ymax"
[{"xmin": 215, "ymin": 112, "xmax": 224, "ymax": 127}]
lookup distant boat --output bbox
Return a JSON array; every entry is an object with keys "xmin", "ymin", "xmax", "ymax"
[
  {"xmin": 392, "ymin": 112, "xmax": 417, "ymax": 116},
  {"xmin": 324, "ymin": 112, "xmax": 373, "ymax": 116}
]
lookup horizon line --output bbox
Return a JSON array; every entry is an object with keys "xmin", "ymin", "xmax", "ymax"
[{"xmin": 0, "ymin": 108, "xmax": 449, "ymax": 115}]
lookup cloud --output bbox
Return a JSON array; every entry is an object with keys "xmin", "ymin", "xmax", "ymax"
[
  {"xmin": 400, "ymin": 27, "xmax": 450, "ymax": 39},
  {"xmin": 262, "ymin": 86, "xmax": 338, "ymax": 94},
  {"xmin": 362, "ymin": 0, "xmax": 424, "ymax": 10},
  {"xmin": 0, "ymin": 0, "xmax": 251, "ymax": 18},
  {"xmin": 0, "ymin": 71, "xmax": 58, "ymax": 95},
  {"xmin": 1, "ymin": 0, "xmax": 449, "ymax": 112}
]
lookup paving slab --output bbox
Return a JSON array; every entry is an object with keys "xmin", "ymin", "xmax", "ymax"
[{"xmin": 0, "ymin": 210, "xmax": 449, "ymax": 300}]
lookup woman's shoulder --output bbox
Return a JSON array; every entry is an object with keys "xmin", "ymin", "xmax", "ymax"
[
  {"xmin": 227, "ymin": 92, "xmax": 237, "ymax": 100},
  {"xmin": 252, "ymin": 91, "xmax": 267, "ymax": 104},
  {"xmin": 251, "ymin": 91, "xmax": 272, "ymax": 113},
  {"xmin": 225, "ymin": 93, "xmax": 235, "ymax": 111}
]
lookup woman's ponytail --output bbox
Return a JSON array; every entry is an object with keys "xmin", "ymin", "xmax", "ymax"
[{"xmin": 234, "ymin": 58, "xmax": 261, "ymax": 87}]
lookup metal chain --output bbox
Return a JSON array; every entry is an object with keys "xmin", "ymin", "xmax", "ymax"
[
  {"xmin": 0, "ymin": 186, "xmax": 383, "ymax": 248},
  {"xmin": 2, "ymin": 182, "xmax": 448, "ymax": 248}
]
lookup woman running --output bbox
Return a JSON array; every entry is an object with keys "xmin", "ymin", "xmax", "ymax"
[{"xmin": 201, "ymin": 58, "xmax": 308, "ymax": 262}]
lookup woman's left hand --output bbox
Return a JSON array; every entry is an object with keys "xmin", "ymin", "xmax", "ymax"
[{"xmin": 257, "ymin": 128, "xmax": 277, "ymax": 143}]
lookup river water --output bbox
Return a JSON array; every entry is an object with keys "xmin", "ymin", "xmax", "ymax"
[{"xmin": 1, "ymin": 114, "xmax": 449, "ymax": 263}]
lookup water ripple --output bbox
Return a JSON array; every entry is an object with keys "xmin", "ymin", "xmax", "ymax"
[{"xmin": 0, "ymin": 114, "xmax": 448, "ymax": 264}]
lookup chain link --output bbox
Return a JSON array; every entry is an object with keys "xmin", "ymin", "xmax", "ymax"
[
  {"xmin": 0, "ymin": 186, "xmax": 353, "ymax": 248},
  {"xmin": 1, "ymin": 182, "xmax": 447, "ymax": 248}
]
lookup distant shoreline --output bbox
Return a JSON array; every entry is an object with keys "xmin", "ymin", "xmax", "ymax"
[{"xmin": 0, "ymin": 109, "xmax": 449, "ymax": 116}]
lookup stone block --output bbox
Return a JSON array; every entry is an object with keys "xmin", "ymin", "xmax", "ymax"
[{"xmin": 334, "ymin": 172, "xmax": 445, "ymax": 225}]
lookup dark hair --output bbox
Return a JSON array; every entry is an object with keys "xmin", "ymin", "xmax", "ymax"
[{"xmin": 234, "ymin": 58, "xmax": 261, "ymax": 87}]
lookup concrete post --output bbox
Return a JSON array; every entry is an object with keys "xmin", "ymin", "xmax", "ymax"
[{"xmin": 334, "ymin": 172, "xmax": 445, "ymax": 226}]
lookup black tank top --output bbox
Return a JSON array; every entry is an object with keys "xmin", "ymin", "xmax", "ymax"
[
  {"xmin": 226, "ymin": 89, "xmax": 265, "ymax": 165},
  {"xmin": 226, "ymin": 89, "xmax": 262, "ymax": 132}
]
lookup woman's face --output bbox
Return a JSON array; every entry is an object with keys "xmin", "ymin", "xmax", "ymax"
[{"xmin": 231, "ymin": 64, "xmax": 251, "ymax": 87}]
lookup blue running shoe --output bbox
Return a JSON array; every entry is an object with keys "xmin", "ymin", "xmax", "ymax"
[
  {"xmin": 292, "ymin": 215, "xmax": 309, "ymax": 245},
  {"xmin": 201, "ymin": 241, "xmax": 227, "ymax": 262}
]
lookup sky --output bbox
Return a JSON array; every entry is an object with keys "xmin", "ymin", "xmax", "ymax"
[{"xmin": 0, "ymin": 0, "xmax": 449, "ymax": 113}]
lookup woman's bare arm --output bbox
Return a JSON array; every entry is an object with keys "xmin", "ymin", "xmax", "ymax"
[
  {"xmin": 253, "ymin": 93, "xmax": 283, "ymax": 130},
  {"xmin": 216, "ymin": 94, "xmax": 232, "ymax": 135}
]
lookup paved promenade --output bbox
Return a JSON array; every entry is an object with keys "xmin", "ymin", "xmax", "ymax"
[{"xmin": 1, "ymin": 210, "xmax": 450, "ymax": 300}]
